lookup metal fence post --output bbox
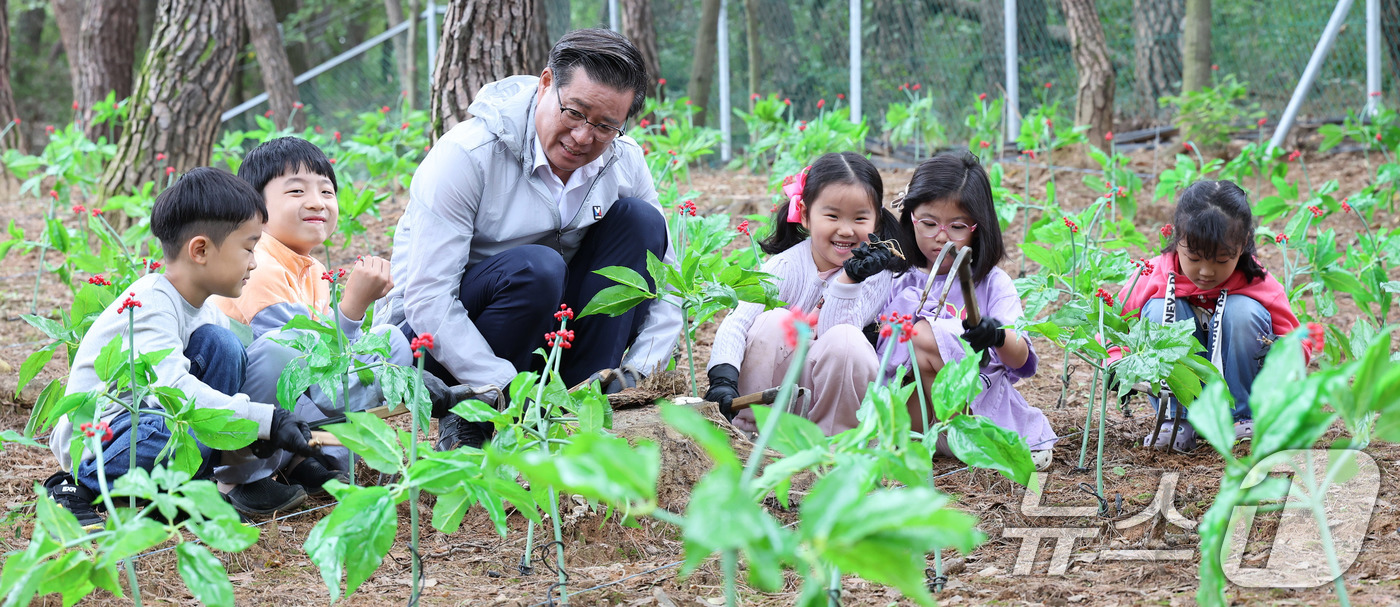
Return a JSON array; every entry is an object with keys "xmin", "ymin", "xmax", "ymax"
[
  {"xmin": 426, "ymin": 0, "xmax": 439, "ymax": 71},
  {"xmin": 1005, "ymin": 0, "xmax": 1019, "ymax": 142},
  {"xmin": 1368, "ymin": 0, "xmax": 1382, "ymax": 116},
  {"xmin": 610, "ymin": 0, "xmax": 619, "ymax": 31},
  {"xmin": 1269, "ymin": 0, "xmax": 1355, "ymax": 153},
  {"xmin": 849, "ymin": 0, "xmax": 861, "ymax": 124},
  {"xmin": 718, "ymin": 0, "xmax": 732, "ymax": 162}
]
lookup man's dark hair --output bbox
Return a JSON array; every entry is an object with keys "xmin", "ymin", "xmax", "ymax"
[
  {"xmin": 152, "ymin": 167, "xmax": 268, "ymax": 257},
  {"xmin": 237, "ymin": 136, "xmax": 338, "ymax": 194},
  {"xmin": 548, "ymin": 28, "xmax": 649, "ymax": 118}
]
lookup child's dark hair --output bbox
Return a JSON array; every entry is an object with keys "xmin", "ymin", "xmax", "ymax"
[
  {"xmin": 1166, "ymin": 180, "xmax": 1265, "ymax": 282},
  {"xmin": 760, "ymin": 151, "xmax": 903, "ymax": 265},
  {"xmin": 895, "ymin": 150, "xmax": 1004, "ymax": 283},
  {"xmin": 152, "ymin": 167, "xmax": 268, "ymax": 256},
  {"xmin": 237, "ymin": 136, "xmax": 338, "ymax": 194}
]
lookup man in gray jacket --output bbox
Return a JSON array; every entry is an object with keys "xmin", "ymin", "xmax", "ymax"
[{"xmin": 378, "ymin": 29, "xmax": 681, "ymax": 450}]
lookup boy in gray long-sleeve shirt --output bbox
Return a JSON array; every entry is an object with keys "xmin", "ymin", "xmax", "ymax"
[{"xmin": 43, "ymin": 168, "xmax": 334, "ymax": 526}]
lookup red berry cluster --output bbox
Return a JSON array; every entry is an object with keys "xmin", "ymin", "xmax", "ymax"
[
  {"xmin": 1094, "ymin": 288, "xmax": 1116, "ymax": 308},
  {"xmin": 145, "ymin": 258, "xmax": 162, "ymax": 271},
  {"xmin": 72, "ymin": 204, "xmax": 86, "ymax": 214},
  {"xmin": 545, "ymin": 329, "xmax": 575, "ymax": 349},
  {"xmin": 1160, "ymin": 224, "xmax": 1173, "ymax": 237},
  {"xmin": 1341, "ymin": 200, "xmax": 1352, "ymax": 213},
  {"xmin": 554, "ymin": 304, "xmax": 574, "ymax": 322},
  {"xmin": 879, "ymin": 312, "xmax": 918, "ymax": 343},
  {"xmin": 817, "ymin": 99, "xmax": 826, "ymax": 109},
  {"xmin": 780, "ymin": 308, "xmax": 820, "ymax": 348},
  {"xmin": 1130, "ymin": 258, "xmax": 1156, "ymax": 277},
  {"xmin": 1308, "ymin": 205, "xmax": 1324, "ymax": 219},
  {"xmin": 80, "ymin": 421, "xmax": 113, "ymax": 441},
  {"xmin": 736, "ymin": 219, "xmax": 751, "ymax": 235},
  {"xmin": 678, "ymin": 199, "xmax": 698, "ymax": 216},
  {"xmin": 978, "ymin": 93, "xmax": 988, "ymax": 101},
  {"xmin": 1063, "ymin": 217, "xmax": 1079, "ymax": 233},
  {"xmin": 117, "ymin": 292, "xmax": 141, "ymax": 314},
  {"xmin": 1275, "ymin": 233, "xmax": 1289, "ymax": 244},
  {"xmin": 321, "ymin": 268, "xmax": 348, "ymax": 282},
  {"xmin": 1020, "ymin": 149, "xmax": 1037, "ymax": 160},
  {"xmin": 1302, "ymin": 322, "xmax": 1325, "ymax": 353},
  {"xmin": 410, "ymin": 333, "xmax": 435, "ymax": 358},
  {"xmin": 1287, "ymin": 150, "xmax": 1302, "ymax": 162},
  {"xmin": 87, "ymin": 274, "xmax": 111, "ymax": 286}
]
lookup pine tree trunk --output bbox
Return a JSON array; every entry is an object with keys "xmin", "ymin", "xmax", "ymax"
[
  {"xmin": 686, "ymin": 0, "xmax": 722, "ymax": 127},
  {"xmin": 430, "ymin": 0, "xmax": 538, "ymax": 136},
  {"xmin": 245, "ymin": 0, "xmax": 304, "ymax": 130},
  {"xmin": 100, "ymin": 0, "xmax": 243, "ymax": 201},
  {"xmin": 0, "ymin": 0, "xmax": 23, "ymax": 153},
  {"xmin": 1062, "ymin": 0, "xmax": 1114, "ymax": 149},
  {"xmin": 525, "ymin": 0, "xmax": 551, "ymax": 73},
  {"xmin": 383, "ymin": 0, "xmax": 412, "ymax": 99},
  {"xmin": 405, "ymin": 0, "xmax": 421, "ymax": 111},
  {"xmin": 51, "ymin": 0, "xmax": 83, "ymax": 99},
  {"xmin": 620, "ymin": 0, "xmax": 661, "ymax": 99},
  {"xmin": 1134, "ymin": 0, "xmax": 1182, "ymax": 117},
  {"xmin": 1180, "ymin": 0, "xmax": 1210, "ymax": 93},
  {"xmin": 78, "ymin": 0, "xmax": 140, "ymax": 141}
]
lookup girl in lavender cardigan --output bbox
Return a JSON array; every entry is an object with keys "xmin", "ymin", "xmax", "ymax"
[
  {"xmin": 879, "ymin": 151, "xmax": 1057, "ymax": 469},
  {"xmin": 704, "ymin": 152, "xmax": 905, "ymax": 435}
]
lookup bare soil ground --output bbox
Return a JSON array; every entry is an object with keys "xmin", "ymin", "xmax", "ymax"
[{"xmin": 2, "ymin": 143, "xmax": 1400, "ymax": 606}]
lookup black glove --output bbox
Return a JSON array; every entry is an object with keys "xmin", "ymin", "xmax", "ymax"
[
  {"xmin": 587, "ymin": 365, "xmax": 643, "ymax": 395},
  {"xmin": 422, "ymin": 371, "xmax": 493, "ymax": 418},
  {"xmin": 842, "ymin": 234, "xmax": 898, "ymax": 282},
  {"xmin": 253, "ymin": 408, "xmax": 338, "ymax": 471},
  {"xmin": 704, "ymin": 364, "xmax": 741, "ymax": 421},
  {"xmin": 961, "ymin": 316, "xmax": 1006, "ymax": 353}
]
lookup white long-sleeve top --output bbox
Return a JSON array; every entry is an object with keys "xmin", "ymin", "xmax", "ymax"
[{"xmin": 707, "ymin": 239, "xmax": 892, "ymax": 371}]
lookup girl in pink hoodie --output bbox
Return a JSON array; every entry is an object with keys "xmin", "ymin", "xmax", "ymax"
[{"xmin": 1116, "ymin": 180, "xmax": 1303, "ymax": 451}]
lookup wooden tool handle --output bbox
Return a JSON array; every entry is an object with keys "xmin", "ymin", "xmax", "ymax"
[
  {"xmin": 728, "ymin": 387, "xmax": 780, "ymax": 412},
  {"xmin": 309, "ymin": 430, "xmax": 341, "ymax": 448}
]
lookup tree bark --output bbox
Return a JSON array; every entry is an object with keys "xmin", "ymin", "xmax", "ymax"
[
  {"xmin": 137, "ymin": 0, "xmax": 158, "ymax": 61},
  {"xmin": 1134, "ymin": 0, "xmax": 1183, "ymax": 116},
  {"xmin": 405, "ymin": 0, "xmax": 421, "ymax": 111},
  {"xmin": 245, "ymin": 0, "xmax": 304, "ymax": 130},
  {"xmin": 430, "ymin": 0, "xmax": 538, "ymax": 136},
  {"xmin": 101, "ymin": 0, "xmax": 243, "ymax": 200},
  {"xmin": 1180, "ymin": 0, "xmax": 1211, "ymax": 93},
  {"xmin": 525, "ymin": 0, "xmax": 551, "ymax": 73},
  {"xmin": 0, "ymin": 0, "xmax": 23, "ymax": 153},
  {"xmin": 383, "ymin": 0, "xmax": 413, "ymax": 99},
  {"xmin": 686, "ymin": 0, "xmax": 722, "ymax": 127},
  {"xmin": 1061, "ymin": 0, "xmax": 1114, "ymax": 149},
  {"xmin": 78, "ymin": 0, "xmax": 140, "ymax": 141},
  {"xmin": 620, "ymin": 0, "xmax": 661, "ymax": 99},
  {"xmin": 744, "ymin": 0, "xmax": 759, "ymax": 109},
  {"xmin": 51, "ymin": 0, "xmax": 83, "ymax": 99}
]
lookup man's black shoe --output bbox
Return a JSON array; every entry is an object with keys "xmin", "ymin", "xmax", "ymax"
[
  {"xmin": 435, "ymin": 412, "xmax": 492, "ymax": 451},
  {"xmin": 43, "ymin": 471, "xmax": 104, "ymax": 530},
  {"xmin": 284, "ymin": 457, "xmax": 351, "ymax": 496},
  {"xmin": 224, "ymin": 476, "xmax": 307, "ymax": 515}
]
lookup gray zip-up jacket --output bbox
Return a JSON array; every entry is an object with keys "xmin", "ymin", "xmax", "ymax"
[{"xmin": 376, "ymin": 75, "xmax": 682, "ymax": 389}]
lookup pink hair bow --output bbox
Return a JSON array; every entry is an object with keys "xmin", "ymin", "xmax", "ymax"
[{"xmin": 781, "ymin": 166, "xmax": 811, "ymax": 223}]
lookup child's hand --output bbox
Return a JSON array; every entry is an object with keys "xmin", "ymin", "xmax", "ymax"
[{"xmin": 340, "ymin": 256, "xmax": 394, "ymax": 321}]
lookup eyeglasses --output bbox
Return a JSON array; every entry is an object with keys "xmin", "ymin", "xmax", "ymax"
[
  {"xmin": 555, "ymin": 87, "xmax": 625, "ymax": 141},
  {"xmin": 913, "ymin": 218, "xmax": 978, "ymax": 239}
]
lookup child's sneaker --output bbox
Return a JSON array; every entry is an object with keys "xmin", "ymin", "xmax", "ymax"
[
  {"xmin": 43, "ymin": 471, "xmax": 104, "ymax": 530},
  {"xmin": 1143, "ymin": 420, "xmax": 1197, "ymax": 452},
  {"xmin": 224, "ymin": 477, "xmax": 307, "ymax": 515},
  {"xmin": 1234, "ymin": 419, "xmax": 1254, "ymax": 443},
  {"xmin": 284, "ymin": 457, "xmax": 351, "ymax": 496}
]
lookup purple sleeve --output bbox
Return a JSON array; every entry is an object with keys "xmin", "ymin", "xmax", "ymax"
[{"xmin": 982, "ymin": 269, "xmax": 1037, "ymax": 379}]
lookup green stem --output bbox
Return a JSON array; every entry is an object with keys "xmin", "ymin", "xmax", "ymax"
[
  {"xmin": 330, "ymin": 284, "xmax": 351, "ymax": 412},
  {"xmin": 128, "ymin": 311, "xmax": 140, "ymax": 482},
  {"xmin": 827, "ymin": 564, "xmax": 841, "ymax": 606},
  {"xmin": 682, "ymin": 304, "xmax": 698, "ymax": 396},
  {"xmin": 722, "ymin": 549, "xmax": 739, "ymax": 607},
  {"xmin": 548, "ymin": 486, "xmax": 568, "ymax": 602},
  {"xmin": 1095, "ymin": 365, "xmax": 1109, "ymax": 513},
  {"xmin": 1077, "ymin": 367, "xmax": 1100, "ymax": 470},
  {"xmin": 906, "ymin": 340, "xmax": 931, "ymax": 442},
  {"xmin": 1301, "ymin": 451, "xmax": 1351, "ymax": 607},
  {"xmin": 125, "ymin": 559, "xmax": 144, "ymax": 606},
  {"xmin": 409, "ymin": 353, "xmax": 425, "ymax": 605},
  {"xmin": 740, "ymin": 324, "xmax": 812, "ymax": 486},
  {"xmin": 31, "ymin": 192, "xmax": 58, "ymax": 315}
]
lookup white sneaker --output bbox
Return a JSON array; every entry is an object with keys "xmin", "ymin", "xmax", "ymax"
[{"xmin": 1032, "ymin": 449, "xmax": 1053, "ymax": 471}]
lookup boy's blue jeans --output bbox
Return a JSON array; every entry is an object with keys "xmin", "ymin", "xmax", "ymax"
[
  {"xmin": 76, "ymin": 325, "xmax": 246, "ymax": 493},
  {"xmin": 1141, "ymin": 295, "xmax": 1273, "ymax": 423}
]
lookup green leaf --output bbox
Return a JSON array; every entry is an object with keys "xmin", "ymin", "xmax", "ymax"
[
  {"xmin": 505, "ymin": 433, "xmax": 660, "ymax": 509},
  {"xmin": 186, "ymin": 408, "xmax": 258, "ymax": 450},
  {"xmin": 1249, "ymin": 334, "xmax": 1335, "ymax": 458},
  {"xmin": 750, "ymin": 405, "xmax": 829, "ymax": 456},
  {"xmin": 276, "ymin": 361, "xmax": 312, "ymax": 411},
  {"xmin": 578, "ymin": 284, "xmax": 652, "ymax": 318},
  {"xmin": 660, "ymin": 403, "xmax": 739, "ymax": 469},
  {"xmin": 930, "ymin": 342, "xmax": 984, "ymax": 422},
  {"xmin": 431, "ymin": 489, "xmax": 474, "ymax": 534},
  {"xmin": 592, "ymin": 265, "xmax": 652, "ymax": 292},
  {"xmin": 0, "ymin": 429, "xmax": 42, "ymax": 451},
  {"xmin": 943, "ymin": 415, "xmax": 1036, "ymax": 486},
  {"xmin": 176, "ymin": 543, "xmax": 235, "ymax": 607},
  {"xmin": 16, "ymin": 346, "xmax": 57, "ymax": 397},
  {"xmin": 97, "ymin": 518, "xmax": 169, "ymax": 566},
  {"xmin": 37, "ymin": 551, "xmax": 96, "ymax": 607},
  {"xmin": 191, "ymin": 516, "xmax": 259, "ymax": 553},
  {"xmin": 35, "ymin": 485, "xmax": 86, "ymax": 544},
  {"xmin": 1186, "ymin": 380, "xmax": 1238, "ymax": 459},
  {"xmin": 448, "ymin": 398, "xmax": 499, "ymax": 423},
  {"xmin": 680, "ymin": 466, "xmax": 795, "ymax": 591},
  {"xmin": 324, "ymin": 412, "xmax": 405, "ymax": 474},
  {"xmin": 303, "ymin": 485, "xmax": 398, "ymax": 602}
]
